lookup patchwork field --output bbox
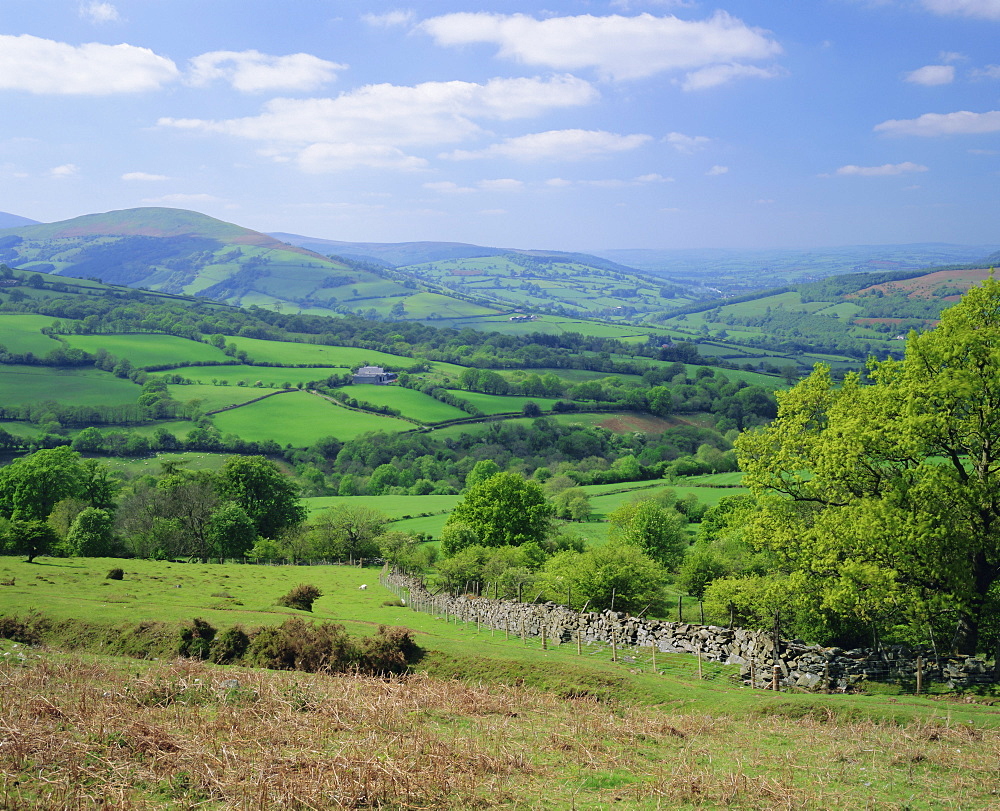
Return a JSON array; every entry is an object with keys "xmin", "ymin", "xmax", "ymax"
[
  {"xmin": 170, "ymin": 364, "xmax": 347, "ymax": 387},
  {"xmin": 211, "ymin": 390, "xmax": 412, "ymax": 445},
  {"xmin": 63, "ymin": 333, "xmax": 230, "ymax": 367},
  {"xmin": 447, "ymin": 390, "xmax": 562, "ymax": 415},
  {"xmin": 304, "ymin": 494, "xmax": 461, "ymax": 518},
  {"xmin": 348, "ymin": 384, "xmax": 468, "ymax": 423},
  {"xmin": 0, "ymin": 314, "xmax": 66, "ymax": 354},
  {"xmin": 226, "ymin": 336, "xmax": 412, "ymax": 368},
  {"xmin": 0, "ymin": 365, "xmax": 139, "ymax": 406}
]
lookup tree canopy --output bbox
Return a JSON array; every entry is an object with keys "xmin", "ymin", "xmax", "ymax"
[
  {"xmin": 731, "ymin": 278, "xmax": 1000, "ymax": 653},
  {"xmin": 443, "ymin": 472, "xmax": 553, "ymax": 554}
]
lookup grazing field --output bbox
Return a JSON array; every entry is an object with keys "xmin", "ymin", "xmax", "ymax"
[
  {"xmin": 348, "ymin": 384, "xmax": 467, "ymax": 423},
  {"xmin": 166, "ymin": 383, "xmax": 271, "ymax": 412},
  {"xmin": 0, "ymin": 365, "xmax": 139, "ymax": 406},
  {"xmin": 446, "ymin": 390, "xmax": 562, "ymax": 415},
  {"xmin": 170, "ymin": 364, "xmax": 346, "ymax": 387},
  {"xmin": 211, "ymin": 391, "xmax": 412, "ymax": 445},
  {"xmin": 63, "ymin": 333, "xmax": 230, "ymax": 367},
  {"xmin": 226, "ymin": 336, "xmax": 412, "ymax": 368},
  {"xmin": 0, "ymin": 314, "xmax": 66, "ymax": 354},
  {"xmin": 304, "ymin": 494, "xmax": 461, "ymax": 518}
]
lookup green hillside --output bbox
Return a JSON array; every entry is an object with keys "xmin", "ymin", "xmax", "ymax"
[{"xmin": 0, "ymin": 207, "xmax": 506, "ymax": 322}]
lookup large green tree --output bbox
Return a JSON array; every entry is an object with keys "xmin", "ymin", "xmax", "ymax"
[
  {"xmin": 734, "ymin": 278, "xmax": 1000, "ymax": 653},
  {"xmin": 217, "ymin": 456, "xmax": 305, "ymax": 539},
  {"xmin": 608, "ymin": 500, "xmax": 688, "ymax": 568},
  {"xmin": 443, "ymin": 472, "xmax": 553, "ymax": 554}
]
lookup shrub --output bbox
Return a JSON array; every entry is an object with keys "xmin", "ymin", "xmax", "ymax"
[
  {"xmin": 277, "ymin": 583, "xmax": 322, "ymax": 612},
  {"xmin": 210, "ymin": 625, "xmax": 250, "ymax": 664},
  {"xmin": 0, "ymin": 613, "xmax": 46, "ymax": 645},
  {"xmin": 106, "ymin": 568, "xmax": 124, "ymax": 580},
  {"xmin": 360, "ymin": 626, "xmax": 421, "ymax": 675},
  {"xmin": 245, "ymin": 617, "xmax": 356, "ymax": 673},
  {"xmin": 177, "ymin": 618, "xmax": 217, "ymax": 660}
]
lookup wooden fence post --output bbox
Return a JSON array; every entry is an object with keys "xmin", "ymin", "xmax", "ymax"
[{"xmin": 916, "ymin": 656, "xmax": 923, "ymax": 695}]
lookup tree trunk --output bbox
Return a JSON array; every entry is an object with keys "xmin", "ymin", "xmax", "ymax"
[{"xmin": 951, "ymin": 552, "xmax": 997, "ymax": 655}]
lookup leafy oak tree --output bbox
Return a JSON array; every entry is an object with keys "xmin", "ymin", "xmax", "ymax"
[
  {"xmin": 733, "ymin": 277, "xmax": 1000, "ymax": 653},
  {"xmin": 217, "ymin": 456, "xmax": 305, "ymax": 539},
  {"xmin": 442, "ymin": 472, "xmax": 553, "ymax": 553}
]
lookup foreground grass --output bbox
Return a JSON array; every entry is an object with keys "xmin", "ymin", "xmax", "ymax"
[{"xmin": 5, "ymin": 645, "xmax": 1000, "ymax": 809}]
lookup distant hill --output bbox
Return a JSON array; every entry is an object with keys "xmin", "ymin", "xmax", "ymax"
[
  {"xmin": 272, "ymin": 232, "xmax": 709, "ymax": 320},
  {"xmin": 593, "ymin": 244, "xmax": 1000, "ymax": 292},
  {"xmin": 0, "ymin": 211, "xmax": 40, "ymax": 229}
]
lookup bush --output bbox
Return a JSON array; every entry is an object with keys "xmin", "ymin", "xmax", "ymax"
[
  {"xmin": 177, "ymin": 617, "xmax": 217, "ymax": 660},
  {"xmin": 106, "ymin": 567, "xmax": 124, "ymax": 580},
  {"xmin": 360, "ymin": 626, "xmax": 421, "ymax": 675},
  {"xmin": 0, "ymin": 613, "xmax": 46, "ymax": 645},
  {"xmin": 245, "ymin": 617, "xmax": 356, "ymax": 673},
  {"xmin": 244, "ymin": 618, "xmax": 421, "ymax": 675},
  {"xmin": 210, "ymin": 625, "xmax": 250, "ymax": 664},
  {"xmin": 277, "ymin": 583, "xmax": 323, "ymax": 612}
]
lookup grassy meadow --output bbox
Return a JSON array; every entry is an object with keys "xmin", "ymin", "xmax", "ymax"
[
  {"xmin": 0, "ymin": 365, "xmax": 139, "ymax": 406},
  {"xmin": 211, "ymin": 391, "xmax": 413, "ymax": 445},
  {"xmin": 226, "ymin": 336, "xmax": 411, "ymax": 367},
  {"xmin": 0, "ymin": 314, "xmax": 64, "ymax": 354},
  {"xmin": 349, "ymin": 384, "xmax": 468, "ymax": 423},
  {"xmin": 63, "ymin": 334, "xmax": 230, "ymax": 367},
  {"xmin": 4, "ymin": 557, "xmax": 1000, "ymax": 809}
]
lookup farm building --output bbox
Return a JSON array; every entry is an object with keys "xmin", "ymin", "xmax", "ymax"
[{"xmin": 353, "ymin": 365, "xmax": 397, "ymax": 385}]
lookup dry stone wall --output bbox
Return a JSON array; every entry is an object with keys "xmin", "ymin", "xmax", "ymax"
[{"xmin": 383, "ymin": 571, "xmax": 996, "ymax": 690}]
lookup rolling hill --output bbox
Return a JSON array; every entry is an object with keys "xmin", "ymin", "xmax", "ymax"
[{"xmin": 0, "ymin": 208, "xmax": 505, "ymax": 322}]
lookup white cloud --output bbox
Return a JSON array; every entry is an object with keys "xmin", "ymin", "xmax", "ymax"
[
  {"xmin": 679, "ymin": 63, "xmax": 784, "ymax": 91},
  {"xmin": 159, "ymin": 76, "xmax": 596, "ymax": 172},
  {"xmin": 905, "ymin": 65, "xmax": 955, "ymax": 85},
  {"xmin": 423, "ymin": 181, "xmax": 476, "ymax": 193},
  {"xmin": 0, "ymin": 34, "xmax": 178, "ymax": 94},
  {"xmin": 972, "ymin": 65, "xmax": 1000, "ymax": 79},
  {"xmin": 121, "ymin": 171, "xmax": 168, "ymax": 181},
  {"xmin": 706, "ymin": 165, "xmax": 729, "ymax": 175},
  {"xmin": 80, "ymin": 2, "xmax": 119, "ymax": 23},
  {"xmin": 188, "ymin": 50, "xmax": 345, "ymax": 92},
  {"xmin": 161, "ymin": 76, "xmax": 595, "ymax": 144},
  {"xmin": 834, "ymin": 161, "xmax": 928, "ymax": 176},
  {"xmin": 920, "ymin": 0, "xmax": 1000, "ymax": 20},
  {"xmin": 446, "ymin": 129, "xmax": 651, "ymax": 161},
  {"xmin": 636, "ymin": 173, "xmax": 674, "ymax": 182},
  {"xmin": 940, "ymin": 51, "xmax": 966, "ymax": 63},
  {"xmin": 419, "ymin": 11, "xmax": 781, "ymax": 82},
  {"xmin": 665, "ymin": 132, "xmax": 711, "ymax": 152},
  {"xmin": 545, "ymin": 177, "xmax": 573, "ymax": 187},
  {"xmin": 875, "ymin": 110, "xmax": 1000, "ymax": 135},
  {"xmin": 478, "ymin": 178, "xmax": 525, "ymax": 191},
  {"xmin": 49, "ymin": 164, "xmax": 80, "ymax": 178},
  {"xmin": 298, "ymin": 143, "xmax": 428, "ymax": 173},
  {"xmin": 362, "ymin": 10, "xmax": 416, "ymax": 27}
]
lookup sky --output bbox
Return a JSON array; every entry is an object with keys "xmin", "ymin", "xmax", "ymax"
[{"xmin": 1, "ymin": 0, "xmax": 998, "ymax": 251}]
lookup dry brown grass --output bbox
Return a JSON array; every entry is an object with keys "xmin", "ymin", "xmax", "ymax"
[{"xmin": 3, "ymin": 652, "xmax": 1000, "ymax": 809}]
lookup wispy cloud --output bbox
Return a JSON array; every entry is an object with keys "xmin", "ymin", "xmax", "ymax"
[
  {"xmin": 665, "ymin": 132, "xmax": 711, "ymax": 153},
  {"xmin": 160, "ymin": 76, "xmax": 597, "ymax": 172},
  {"xmin": 904, "ymin": 65, "xmax": 955, "ymax": 85},
  {"xmin": 680, "ymin": 63, "xmax": 784, "ymax": 91},
  {"xmin": 362, "ymin": 10, "xmax": 416, "ymax": 27},
  {"xmin": 706, "ymin": 165, "xmax": 729, "ymax": 176},
  {"xmin": 121, "ymin": 171, "xmax": 168, "ymax": 181},
  {"xmin": 920, "ymin": 0, "xmax": 1000, "ymax": 20},
  {"xmin": 446, "ymin": 129, "xmax": 651, "ymax": 161},
  {"xmin": 833, "ymin": 161, "xmax": 928, "ymax": 176},
  {"xmin": 188, "ymin": 50, "xmax": 345, "ymax": 92},
  {"xmin": 419, "ymin": 11, "xmax": 782, "ymax": 84},
  {"xmin": 79, "ymin": 2, "xmax": 119, "ymax": 23},
  {"xmin": 49, "ymin": 164, "xmax": 80, "ymax": 178},
  {"xmin": 875, "ymin": 110, "xmax": 1000, "ymax": 136}
]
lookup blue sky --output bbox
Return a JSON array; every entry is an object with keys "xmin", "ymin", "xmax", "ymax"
[{"xmin": 1, "ymin": 0, "xmax": 998, "ymax": 250}]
